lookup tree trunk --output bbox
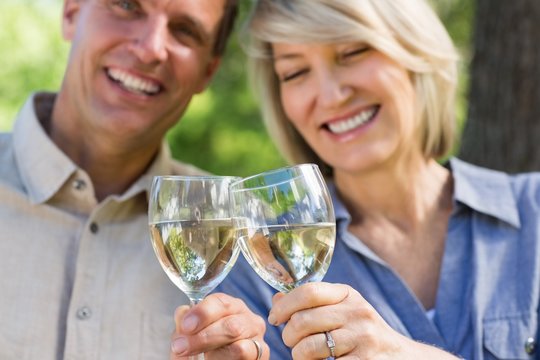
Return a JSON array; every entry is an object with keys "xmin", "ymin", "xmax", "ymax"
[{"xmin": 459, "ymin": 0, "xmax": 540, "ymax": 173}]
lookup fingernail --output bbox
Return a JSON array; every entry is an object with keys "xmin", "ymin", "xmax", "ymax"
[
  {"xmin": 171, "ymin": 337, "xmax": 188, "ymax": 354},
  {"xmin": 182, "ymin": 314, "xmax": 199, "ymax": 332},
  {"xmin": 268, "ymin": 313, "xmax": 277, "ymax": 325}
]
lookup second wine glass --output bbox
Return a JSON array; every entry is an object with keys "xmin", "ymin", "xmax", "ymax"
[{"xmin": 229, "ymin": 164, "xmax": 336, "ymax": 293}]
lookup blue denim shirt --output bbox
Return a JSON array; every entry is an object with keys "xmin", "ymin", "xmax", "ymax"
[{"xmin": 216, "ymin": 158, "xmax": 540, "ymax": 359}]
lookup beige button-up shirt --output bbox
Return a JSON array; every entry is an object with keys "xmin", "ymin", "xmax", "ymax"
[{"xmin": 0, "ymin": 93, "xmax": 206, "ymax": 359}]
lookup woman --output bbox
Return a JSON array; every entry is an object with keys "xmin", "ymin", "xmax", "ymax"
[{"xmin": 215, "ymin": 0, "xmax": 540, "ymax": 359}]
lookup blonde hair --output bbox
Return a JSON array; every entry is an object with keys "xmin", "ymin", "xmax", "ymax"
[{"xmin": 243, "ymin": 0, "xmax": 459, "ymax": 176}]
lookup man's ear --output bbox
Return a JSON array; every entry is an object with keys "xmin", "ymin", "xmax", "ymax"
[
  {"xmin": 62, "ymin": 0, "xmax": 82, "ymax": 41},
  {"xmin": 195, "ymin": 57, "xmax": 222, "ymax": 94}
]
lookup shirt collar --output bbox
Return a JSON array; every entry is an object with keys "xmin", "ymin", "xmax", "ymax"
[
  {"xmin": 331, "ymin": 157, "xmax": 520, "ymax": 229},
  {"xmin": 13, "ymin": 92, "xmax": 176, "ymax": 205},
  {"xmin": 115, "ymin": 141, "xmax": 173, "ymax": 204},
  {"xmin": 449, "ymin": 157, "xmax": 520, "ymax": 228},
  {"xmin": 13, "ymin": 93, "xmax": 77, "ymax": 204}
]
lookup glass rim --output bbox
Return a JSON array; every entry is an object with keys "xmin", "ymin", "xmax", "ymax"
[
  {"xmin": 153, "ymin": 175, "xmax": 242, "ymax": 182},
  {"xmin": 229, "ymin": 163, "xmax": 320, "ymax": 190}
]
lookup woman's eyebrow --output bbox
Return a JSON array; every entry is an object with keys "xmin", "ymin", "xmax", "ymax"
[{"xmin": 273, "ymin": 53, "xmax": 302, "ymax": 62}]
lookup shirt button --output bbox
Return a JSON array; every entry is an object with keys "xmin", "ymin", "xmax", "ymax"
[
  {"xmin": 89, "ymin": 222, "xmax": 99, "ymax": 234},
  {"xmin": 72, "ymin": 179, "xmax": 87, "ymax": 191},
  {"xmin": 76, "ymin": 306, "xmax": 92, "ymax": 320},
  {"xmin": 525, "ymin": 337, "xmax": 536, "ymax": 355}
]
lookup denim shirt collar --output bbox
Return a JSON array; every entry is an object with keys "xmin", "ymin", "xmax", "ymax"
[
  {"xmin": 448, "ymin": 157, "xmax": 520, "ymax": 228},
  {"xmin": 330, "ymin": 157, "xmax": 520, "ymax": 229}
]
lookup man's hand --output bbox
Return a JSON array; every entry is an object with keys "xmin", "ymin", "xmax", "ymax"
[{"xmin": 170, "ymin": 293, "xmax": 269, "ymax": 360}]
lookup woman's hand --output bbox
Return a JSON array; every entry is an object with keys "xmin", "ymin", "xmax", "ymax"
[
  {"xmin": 170, "ymin": 293, "xmax": 269, "ymax": 360},
  {"xmin": 268, "ymin": 282, "xmax": 459, "ymax": 359}
]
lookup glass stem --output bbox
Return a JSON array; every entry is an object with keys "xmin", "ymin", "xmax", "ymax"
[{"xmin": 188, "ymin": 297, "xmax": 205, "ymax": 360}]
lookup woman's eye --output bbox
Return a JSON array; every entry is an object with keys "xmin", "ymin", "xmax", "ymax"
[
  {"xmin": 342, "ymin": 47, "xmax": 369, "ymax": 59},
  {"xmin": 281, "ymin": 69, "xmax": 308, "ymax": 83}
]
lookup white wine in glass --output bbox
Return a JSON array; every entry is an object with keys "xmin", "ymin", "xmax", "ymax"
[
  {"xmin": 148, "ymin": 175, "xmax": 241, "ymax": 360},
  {"xmin": 229, "ymin": 164, "xmax": 335, "ymax": 293}
]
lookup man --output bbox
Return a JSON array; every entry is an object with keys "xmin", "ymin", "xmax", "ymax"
[{"xmin": 0, "ymin": 0, "xmax": 267, "ymax": 358}]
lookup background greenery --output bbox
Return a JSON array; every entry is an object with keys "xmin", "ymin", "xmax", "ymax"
[{"xmin": 0, "ymin": 0, "xmax": 473, "ymax": 177}]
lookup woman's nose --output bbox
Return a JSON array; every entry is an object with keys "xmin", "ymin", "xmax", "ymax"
[{"xmin": 316, "ymin": 69, "xmax": 352, "ymax": 109}]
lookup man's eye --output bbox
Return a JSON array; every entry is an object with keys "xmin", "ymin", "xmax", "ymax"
[
  {"xmin": 113, "ymin": 0, "xmax": 138, "ymax": 12},
  {"xmin": 169, "ymin": 23, "xmax": 203, "ymax": 46},
  {"xmin": 173, "ymin": 25, "xmax": 196, "ymax": 38}
]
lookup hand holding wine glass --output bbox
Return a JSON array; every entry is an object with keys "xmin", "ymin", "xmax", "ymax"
[
  {"xmin": 229, "ymin": 164, "xmax": 336, "ymax": 293},
  {"xmin": 148, "ymin": 175, "xmax": 241, "ymax": 360}
]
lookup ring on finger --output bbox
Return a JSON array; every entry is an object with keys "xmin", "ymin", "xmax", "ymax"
[
  {"xmin": 251, "ymin": 339, "xmax": 263, "ymax": 360},
  {"xmin": 324, "ymin": 331, "xmax": 336, "ymax": 358}
]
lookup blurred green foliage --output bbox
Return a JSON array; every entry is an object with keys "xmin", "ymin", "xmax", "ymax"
[
  {"xmin": 167, "ymin": 0, "xmax": 286, "ymax": 176},
  {"xmin": 431, "ymin": 0, "xmax": 475, "ymax": 144},
  {"xmin": 0, "ymin": 1, "xmax": 68, "ymax": 131},
  {"xmin": 0, "ymin": 0, "xmax": 472, "ymax": 177}
]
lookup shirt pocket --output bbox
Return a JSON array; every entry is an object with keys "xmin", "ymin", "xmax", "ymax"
[
  {"xmin": 138, "ymin": 312, "xmax": 175, "ymax": 360},
  {"xmin": 483, "ymin": 314, "xmax": 536, "ymax": 359}
]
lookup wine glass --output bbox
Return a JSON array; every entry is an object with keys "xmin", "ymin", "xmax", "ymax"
[
  {"xmin": 148, "ymin": 175, "xmax": 241, "ymax": 360},
  {"xmin": 229, "ymin": 164, "xmax": 336, "ymax": 293}
]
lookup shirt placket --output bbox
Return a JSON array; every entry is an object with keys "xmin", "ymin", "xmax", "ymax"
[{"xmin": 63, "ymin": 208, "xmax": 110, "ymax": 360}]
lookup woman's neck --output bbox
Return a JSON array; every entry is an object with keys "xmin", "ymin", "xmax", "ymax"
[
  {"xmin": 334, "ymin": 157, "xmax": 453, "ymax": 235},
  {"xmin": 333, "ymin": 156, "xmax": 454, "ymax": 309}
]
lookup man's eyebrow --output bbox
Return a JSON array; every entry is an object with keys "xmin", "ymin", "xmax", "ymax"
[{"xmin": 173, "ymin": 15, "xmax": 213, "ymax": 46}]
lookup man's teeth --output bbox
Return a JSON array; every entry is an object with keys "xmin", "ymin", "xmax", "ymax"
[
  {"xmin": 328, "ymin": 107, "xmax": 377, "ymax": 134},
  {"xmin": 108, "ymin": 68, "xmax": 160, "ymax": 95}
]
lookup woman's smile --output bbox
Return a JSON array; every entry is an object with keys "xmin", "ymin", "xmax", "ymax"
[{"xmin": 325, "ymin": 105, "xmax": 380, "ymax": 135}]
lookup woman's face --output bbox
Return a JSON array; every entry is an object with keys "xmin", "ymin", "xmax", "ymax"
[{"xmin": 272, "ymin": 42, "xmax": 420, "ymax": 175}]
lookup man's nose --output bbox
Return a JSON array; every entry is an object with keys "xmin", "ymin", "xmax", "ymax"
[{"xmin": 129, "ymin": 17, "xmax": 168, "ymax": 64}]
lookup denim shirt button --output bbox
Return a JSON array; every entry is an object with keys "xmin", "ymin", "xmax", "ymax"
[{"xmin": 525, "ymin": 337, "xmax": 536, "ymax": 355}]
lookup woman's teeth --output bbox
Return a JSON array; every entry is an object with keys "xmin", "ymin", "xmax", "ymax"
[
  {"xmin": 328, "ymin": 107, "xmax": 377, "ymax": 134},
  {"xmin": 108, "ymin": 68, "xmax": 160, "ymax": 95}
]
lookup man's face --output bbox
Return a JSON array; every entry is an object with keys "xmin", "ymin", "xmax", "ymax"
[{"xmin": 60, "ymin": 0, "xmax": 225, "ymax": 143}]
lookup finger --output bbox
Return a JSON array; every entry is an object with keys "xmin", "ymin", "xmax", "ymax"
[
  {"xmin": 268, "ymin": 282, "xmax": 349, "ymax": 325},
  {"xmin": 271, "ymin": 291, "xmax": 285, "ymax": 306},
  {"xmin": 178, "ymin": 293, "xmax": 248, "ymax": 334},
  {"xmin": 205, "ymin": 338, "xmax": 269, "ymax": 360},
  {"xmin": 193, "ymin": 312, "xmax": 265, "ymax": 352},
  {"xmin": 281, "ymin": 302, "xmax": 344, "ymax": 347},
  {"xmin": 291, "ymin": 329, "xmax": 351, "ymax": 360},
  {"xmin": 172, "ymin": 311, "xmax": 266, "ymax": 357},
  {"xmin": 173, "ymin": 305, "xmax": 191, "ymax": 333}
]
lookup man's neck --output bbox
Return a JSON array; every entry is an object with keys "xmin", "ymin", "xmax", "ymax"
[{"xmin": 42, "ymin": 94, "xmax": 160, "ymax": 201}]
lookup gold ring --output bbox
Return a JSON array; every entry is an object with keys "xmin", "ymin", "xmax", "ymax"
[{"xmin": 252, "ymin": 339, "xmax": 263, "ymax": 360}]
